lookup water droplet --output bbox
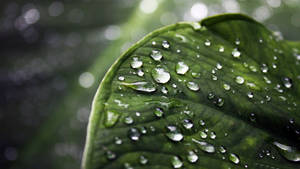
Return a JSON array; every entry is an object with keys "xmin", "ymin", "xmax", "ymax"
[
  {"xmin": 105, "ymin": 110, "xmax": 120, "ymax": 127},
  {"xmin": 150, "ymin": 50, "xmax": 163, "ymax": 61},
  {"xmin": 121, "ymin": 81, "xmax": 156, "ymax": 93},
  {"xmin": 154, "ymin": 108, "xmax": 164, "ymax": 117},
  {"xmin": 137, "ymin": 69, "xmax": 144, "ymax": 76},
  {"xmin": 207, "ymin": 93, "xmax": 215, "ymax": 100},
  {"xmin": 192, "ymin": 138, "xmax": 215, "ymax": 153},
  {"xmin": 171, "ymin": 156, "xmax": 183, "ymax": 168},
  {"xmin": 216, "ymin": 97, "xmax": 224, "ymax": 107},
  {"xmin": 131, "ymin": 57, "xmax": 143, "ymax": 69},
  {"xmin": 186, "ymin": 81, "xmax": 200, "ymax": 91},
  {"xmin": 249, "ymin": 65, "xmax": 257, "ymax": 72},
  {"xmin": 223, "ymin": 83, "xmax": 231, "ymax": 91},
  {"xmin": 212, "ymin": 75, "xmax": 218, "ymax": 81},
  {"xmin": 273, "ymin": 142, "xmax": 300, "ymax": 162},
  {"xmin": 161, "ymin": 86, "xmax": 168, "ymax": 94},
  {"xmin": 187, "ymin": 150, "xmax": 198, "ymax": 163},
  {"xmin": 166, "ymin": 125, "xmax": 183, "ymax": 142},
  {"xmin": 106, "ymin": 150, "xmax": 116, "ymax": 160},
  {"xmin": 152, "ymin": 41, "xmax": 156, "ymax": 45},
  {"xmin": 232, "ymin": 48, "xmax": 241, "ymax": 58},
  {"xmin": 176, "ymin": 61, "xmax": 189, "ymax": 75},
  {"xmin": 118, "ymin": 76, "xmax": 125, "ymax": 81},
  {"xmin": 152, "ymin": 67, "xmax": 170, "ymax": 84},
  {"xmin": 124, "ymin": 163, "xmax": 133, "ymax": 169},
  {"xmin": 162, "ymin": 40, "xmax": 170, "ymax": 49},
  {"xmin": 235, "ymin": 39, "xmax": 240, "ymax": 45},
  {"xmin": 199, "ymin": 120, "xmax": 205, "ymax": 126},
  {"xmin": 204, "ymin": 39, "xmax": 211, "ymax": 46},
  {"xmin": 250, "ymin": 113, "xmax": 256, "ymax": 122},
  {"xmin": 200, "ymin": 131, "xmax": 207, "ymax": 138},
  {"xmin": 219, "ymin": 46, "xmax": 224, "ymax": 52},
  {"xmin": 219, "ymin": 146, "xmax": 226, "ymax": 154},
  {"xmin": 139, "ymin": 126, "xmax": 147, "ymax": 134},
  {"xmin": 216, "ymin": 63, "xmax": 222, "ymax": 69},
  {"xmin": 139, "ymin": 155, "xmax": 148, "ymax": 165},
  {"xmin": 282, "ymin": 77, "xmax": 293, "ymax": 88},
  {"xmin": 128, "ymin": 128, "xmax": 141, "ymax": 141},
  {"xmin": 191, "ymin": 72, "xmax": 201, "ymax": 78},
  {"xmin": 261, "ymin": 64, "xmax": 268, "ymax": 73},
  {"xmin": 114, "ymin": 137, "xmax": 122, "ymax": 145},
  {"xmin": 124, "ymin": 116, "xmax": 134, "ymax": 124},
  {"xmin": 210, "ymin": 131, "xmax": 216, "ymax": 139},
  {"xmin": 229, "ymin": 153, "xmax": 240, "ymax": 164},
  {"xmin": 247, "ymin": 92, "xmax": 254, "ymax": 99},
  {"xmin": 182, "ymin": 119, "xmax": 193, "ymax": 129},
  {"xmin": 235, "ymin": 76, "xmax": 245, "ymax": 84}
]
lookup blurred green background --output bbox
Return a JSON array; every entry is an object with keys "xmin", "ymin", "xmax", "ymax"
[{"xmin": 0, "ymin": 0, "xmax": 299, "ymax": 168}]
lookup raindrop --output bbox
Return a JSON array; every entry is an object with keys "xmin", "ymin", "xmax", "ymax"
[
  {"xmin": 187, "ymin": 150, "xmax": 198, "ymax": 163},
  {"xmin": 182, "ymin": 119, "xmax": 193, "ymax": 129},
  {"xmin": 131, "ymin": 57, "xmax": 143, "ymax": 69},
  {"xmin": 235, "ymin": 76, "xmax": 245, "ymax": 84},
  {"xmin": 199, "ymin": 120, "xmax": 205, "ymax": 126},
  {"xmin": 249, "ymin": 65, "xmax": 257, "ymax": 72},
  {"xmin": 207, "ymin": 93, "xmax": 215, "ymax": 100},
  {"xmin": 192, "ymin": 138, "xmax": 215, "ymax": 153},
  {"xmin": 212, "ymin": 75, "xmax": 218, "ymax": 81},
  {"xmin": 171, "ymin": 156, "xmax": 183, "ymax": 168},
  {"xmin": 250, "ymin": 113, "xmax": 256, "ymax": 122},
  {"xmin": 106, "ymin": 151, "xmax": 116, "ymax": 160},
  {"xmin": 273, "ymin": 142, "xmax": 300, "ymax": 162},
  {"xmin": 229, "ymin": 153, "xmax": 240, "ymax": 164},
  {"xmin": 139, "ymin": 155, "xmax": 148, "ymax": 165},
  {"xmin": 150, "ymin": 50, "xmax": 163, "ymax": 61},
  {"xmin": 139, "ymin": 126, "xmax": 147, "ymax": 134},
  {"xmin": 186, "ymin": 82, "xmax": 200, "ymax": 91},
  {"xmin": 154, "ymin": 108, "xmax": 164, "ymax": 117},
  {"xmin": 232, "ymin": 48, "xmax": 241, "ymax": 58},
  {"xmin": 124, "ymin": 116, "xmax": 134, "ymax": 124},
  {"xmin": 166, "ymin": 125, "xmax": 183, "ymax": 142},
  {"xmin": 204, "ymin": 39, "xmax": 211, "ymax": 46},
  {"xmin": 176, "ymin": 61, "xmax": 189, "ymax": 75},
  {"xmin": 162, "ymin": 40, "xmax": 170, "ymax": 49},
  {"xmin": 282, "ymin": 77, "xmax": 293, "ymax": 88},
  {"xmin": 223, "ymin": 83, "xmax": 231, "ymax": 91},
  {"xmin": 152, "ymin": 67, "xmax": 170, "ymax": 84},
  {"xmin": 128, "ymin": 128, "xmax": 141, "ymax": 141}
]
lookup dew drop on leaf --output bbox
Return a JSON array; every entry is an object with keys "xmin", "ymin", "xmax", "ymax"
[
  {"xmin": 186, "ymin": 81, "xmax": 200, "ymax": 91},
  {"xmin": 152, "ymin": 67, "xmax": 170, "ymax": 84},
  {"xmin": 128, "ymin": 128, "xmax": 141, "ymax": 141},
  {"xmin": 204, "ymin": 39, "xmax": 211, "ymax": 46},
  {"xmin": 154, "ymin": 108, "xmax": 164, "ymax": 117},
  {"xmin": 247, "ymin": 91, "xmax": 254, "ymax": 99},
  {"xmin": 105, "ymin": 110, "xmax": 120, "ymax": 127},
  {"xmin": 232, "ymin": 48, "xmax": 241, "ymax": 58},
  {"xmin": 121, "ymin": 81, "xmax": 156, "ymax": 93},
  {"xmin": 209, "ymin": 131, "xmax": 216, "ymax": 139},
  {"xmin": 223, "ymin": 83, "xmax": 231, "ymax": 91},
  {"xmin": 235, "ymin": 76, "xmax": 245, "ymax": 84},
  {"xmin": 200, "ymin": 131, "xmax": 207, "ymax": 138},
  {"xmin": 219, "ymin": 46, "xmax": 224, "ymax": 52},
  {"xmin": 261, "ymin": 63, "xmax": 269, "ymax": 73},
  {"xmin": 139, "ymin": 155, "xmax": 148, "ymax": 165},
  {"xmin": 219, "ymin": 146, "xmax": 226, "ymax": 154},
  {"xmin": 131, "ymin": 57, "xmax": 143, "ymax": 69},
  {"xmin": 124, "ymin": 116, "xmax": 133, "ymax": 124},
  {"xmin": 114, "ymin": 137, "xmax": 122, "ymax": 145},
  {"xmin": 182, "ymin": 119, "xmax": 193, "ymax": 129},
  {"xmin": 166, "ymin": 125, "xmax": 184, "ymax": 142},
  {"xmin": 171, "ymin": 156, "xmax": 183, "ymax": 168},
  {"xmin": 192, "ymin": 138, "xmax": 215, "ymax": 153},
  {"xmin": 106, "ymin": 150, "xmax": 116, "ymax": 160},
  {"xmin": 176, "ymin": 61, "xmax": 189, "ymax": 75},
  {"xmin": 229, "ymin": 153, "xmax": 240, "ymax": 164},
  {"xmin": 187, "ymin": 150, "xmax": 198, "ymax": 163},
  {"xmin": 282, "ymin": 77, "xmax": 293, "ymax": 88},
  {"xmin": 150, "ymin": 50, "xmax": 163, "ymax": 61},
  {"xmin": 162, "ymin": 40, "xmax": 170, "ymax": 49}
]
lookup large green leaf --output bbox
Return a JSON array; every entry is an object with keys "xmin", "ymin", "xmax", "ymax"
[{"xmin": 82, "ymin": 14, "xmax": 300, "ymax": 169}]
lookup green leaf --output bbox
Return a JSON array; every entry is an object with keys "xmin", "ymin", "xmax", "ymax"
[{"xmin": 82, "ymin": 14, "xmax": 300, "ymax": 169}]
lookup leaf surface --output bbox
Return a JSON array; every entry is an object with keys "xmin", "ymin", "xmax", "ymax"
[{"xmin": 82, "ymin": 14, "xmax": 300, "ymax": 169}]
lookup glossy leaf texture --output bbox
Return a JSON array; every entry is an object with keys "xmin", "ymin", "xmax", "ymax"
[{"xmin": 82, "ymin": 14, "xmax": 300, "ymax": 169}]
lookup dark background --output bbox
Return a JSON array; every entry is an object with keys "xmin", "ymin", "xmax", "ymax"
[{"xmin": 0, "ymin": 0, "xmax": 299, "ymax": 169}]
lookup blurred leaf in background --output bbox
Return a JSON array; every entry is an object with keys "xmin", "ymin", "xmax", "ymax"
[{"xmin": 0, "ymin": 0, "xmax": 299, "ymax": 169}]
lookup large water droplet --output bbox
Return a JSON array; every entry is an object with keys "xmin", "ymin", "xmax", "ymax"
[
  {"xmin": 187, "ymin": 150, "xmax": 198, "ymax": 163},
  {"xmin": 171, "ymin": 156, "xmax": 183, "ymax": 168},
  {"xmin": 150, "ymin": 50, "xmax": 163, "ymax": 61},
  {"xmin": 176, "ymin": 61, "xmax": 189, "ymax": 75},
  {"xmin": 105, "ymin": 110, "xmax": 120, "ymax": 127},
  {"xmin": 182, "ymin": 119, "xmax": 193, "ymax": 129},
  {"xmin": 235, "ymin": 76, "xmax": 245, "ymax": 84},
  {"xmin": 154, "ymin": 108, "xmax": 164, "ymax": 117},
  {"xmin": 139, "ymin": 155, "xmax": 148, "ymax": 165},
  {"xmin": 273, "ymin": 142, "xmax": 300, "ymax": 162},
  {"xmin": 166, "ymin": 125, "xmax": 183, "ymax": 142},
  {"xmin": 186, "ymin": 81, "xmax": 200, "ymax": 91},
  {"xmin": 152, "ymin": 67, "xmax": 170, "ymax": 84},
  {"xmin": 282, "ymin": 77, "xmax": 293, "ymax": 88},
  {"xmin": 131, "ymin": 57, "xmax": 143, "ymax": 69},
  {"xmin": 192, "ymin": 138, "xmax": 215, "ymax": 153},
  {"xmin": 232, "ymin": 48, "xmax": 241, "ymax": 58},
  {"xmin": 128, "ymin": 128, "xmax": 141, "ymax": 141},
  {"xmin": 121, "ymin": 81, "xmax": 156, "ymax": 93},
  {"xmin": 162, "ymin": 40, "xmax": 170, "ymax": 49},
  {"xmin": 229, "ymin": 153, "xmax": 240, "ymax": 164}
]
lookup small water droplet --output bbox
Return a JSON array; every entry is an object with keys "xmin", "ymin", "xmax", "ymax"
[
  {"xmin": 200, "ymin": 131, "xmax": 207, "ymax": 138},
  {"xmin": 235, "ymin": 39, "xmax": 240, "ymax": 45},
  {"xmin": 219, "ymin": 46, "xmax": 224, "ymax": 52},
  {"xmin": 186, "ymin": 81, "xmax": 200, "ymax": 91},
  {"xmin": 192, "ymin": 138, "xmax": 215, "ymax": 153},
  {"xmin": 219, "ymin": 146, "xmax": 226, "ymax": 154},
  {"xmin": 247, "ymin": 92, "xmax": 254, "ymax": 99},
  {"xmin": 207, "ymin": 93, "xmax": 215, "ymax": 100},
  {"xmin": 235, "ymin": 76, "xmax": 245, "ymax": 84},
  {"xmin": 106, "ymin": 150, "xmax": 116, "ymax": 160},
  {"xmin": 204, "ymin": 39, "xmax": 211, "ymax": 46},
  {"xmin": 282, "ymin": 77, "xmax": 293, "ymax": 88},
  {"xmin": 199, "ymin": 120, "xmax": 205, "ymax": 126},
  {"xmin": 124, "ymin": 116, "xmax": 133, "ymax": 124},
  {"xmin": 118, "ymin": 76, "xmax": 125, "ymax": 81},
  {"xmin": 150, "ymin": 50, "xmax": 163, "ymax": 61},
  {"xmin": 223, "ymin": 83, "xmax": 231, "ymax": 91},
  {"xmin": 139, "ymin": 126, "xmax": 147, "ymax": 134},
  {"xmin": 139, "ymin": 155, "xmax": 148, "ymax": 165},
  {"xmin": 182, "ymin": 119, "xmax": 193, "ymax": 129},
  {"xmin": 210, "ymin": 131, "xmax": 216, "ymax": 139},
  {"xmin": 137, "ymin": 69, "xmax": 144, "ymax": 76},
  {"xmin": 152, "ymin": 67, "xmax": 170, "ymax": 84},
  {"xmin": 128, "ymin": 128, "xmax": 141, "ymax": 141},
  {"xmin": 105, "ymin": 110, "xmax": 120, "ymax": 127},
  {"xmin": 261, "ymin": 64, "xmax": 268, "ymax": 73},
  {"xmin": 114, "ymin": 137, "xmax": 122, "ymax": 145},
  {"xmin": 166, "ymin": 125, "xmax": 183, "ymax": 142},
  {"xmin": 124, "ymin": 163, "xmax": 133, "ymax": 169},
  {"xmin": 249, "ymin": 65, "xmax": 257, "ymax": 72},
  {"xmin": 232, "ymin": 48, "xmax": 241, "ymax": 58},
  {"xmin": 121, "ymin": 81, "xmax": 156, "ymax": 93},
  {"xmin": 187, "ymin": 150, "xmax": 198, "ymax": 163},
  {"xmin": 131, "ymin": 57, "xmax": 143, "ymax": 69},
  {"xmin": 191, "ymin": 72, "xmax": 201, "ymax": 78},
  {"xmin": 171, "ymin": 156, "xmax": 183, "ymax": 168},
  {"xmin": 250, "ymin": 113, "xmax": 256, "ymax": 122},
  {"xmin": 162, "ymin": 40, "xmax": 170, "ymax": 49},
  {"xmin": 216, "ymin": 63, "xmax": 222, "ymax": 69},
  {"xmin": 161, "ymin": 86, "xmax": 168, "ymax": 94},
  {"xmin": 229, "ymin": 153, "xmax": 240, "ymax": 164},
  {"xmin": 154, "ymin": 108, "xmax": 164, "ymax": 117},
  {"xmin": 176, "ymin": 61, "xmax": 189, "ymax": 75},
  {"xmin": 273, "ymin": 142, "xmax": 300, "ymax": 162}
]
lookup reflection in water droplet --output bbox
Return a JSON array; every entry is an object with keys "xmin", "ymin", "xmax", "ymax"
[
  {"xmin": 176, "ymin": 61, "xmax": 189, "ymax": 75},
  {"xmin": 187, "ymin": 150, "xmax": 198, "ymax": 163},
  {"xmin": 273, "ymin": 142, "xmax": 300, "ymax": 162},
  {"xmin": 282, "ymin": 77, "xmax": 293, "ymax": 88},
  {"xmin": 131, "ymin": 57, "xmax": 143, "ymax": 69},
  {"xmin": 171, "ymin": 156, "xmax": 183, "ymax": 168},
  {"xmin": 166, "ymin": 125, "xmax": 183, "ymax": 142},
  {"xmin": 150, "ymin": 50, "xmax": 163, "ymax": 61},
  {"xmin": 232, "ymin": 48, "xmax": 241, "ymax": 58},
  {"xmin": 152, "ymin": 67, "xmax": 170, "ymax": 84},
  {"xmin": 192, "ymin": 138, "xmax": 215, "ymax": 153},
  {"xmin": 186, "ymin": 81, "xmax": 200, "ymax": 91},
  {"xmin": 235, "ymin": 76, "xmax": 245, "ymax": 84},
  {"xmin": 139, "ymin": 155, "xmax": 148, "ymax": 165},
  {"xmin": 229, "ymin": 153, "xmax": 240, "ymax": 164},
  {"xmin": 162, "ymin": 40, "xmax": 170, "ymax": 49},
  {"xmin": 154, "ymin": 108, "xmax": 164, "ymax": 117},
  {"xmin": 128, "ymin": 128, "xmax": 141, "ymax": 141}
]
